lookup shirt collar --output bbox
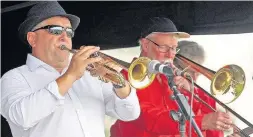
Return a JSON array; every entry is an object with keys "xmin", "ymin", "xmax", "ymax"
[
  {"xmin": 26, "ymin": 54, "xmax": 47, "ymax": 71},
  {"xmin": 26, "ymin": 54, "xmax": 69, "ymax": 74}
]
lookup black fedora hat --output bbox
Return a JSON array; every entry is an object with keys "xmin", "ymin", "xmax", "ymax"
[
  {"xmin": 140, "ymin": 17, "xmax": 190, "ymax": 38},
  {"xmin": 18, "ymin": 1, "xmax": 80, "ymax": 45}
]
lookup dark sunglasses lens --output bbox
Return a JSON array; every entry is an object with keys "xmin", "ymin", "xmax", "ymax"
[
  {"xmin": 66, "ymin": 28, "xmax": 74, "ymax": 38},
  {"xmin": 49, "ymin": 27, "xmax": 63, "ymax": 35},
  {"xmin": 48, "ymin": 26, "xmax": 74, "ymax": 38}
]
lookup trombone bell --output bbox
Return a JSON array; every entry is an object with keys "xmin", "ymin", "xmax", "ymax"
[
  {"xmin": 211, "ymin": 65, "xmax": 246, "ymax": 104},
  {"xmin": 128, "ymin": 57, "xmax": 156, "ymax": 89},
  {"xmin": 175, "ymin": 54, "xmax": 246, "ymax": 104}
]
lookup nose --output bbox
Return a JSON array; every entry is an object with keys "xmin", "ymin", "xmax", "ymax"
[
  {"xmin": 59, "ymin": 31, "xmax": 69, "ymax": 42},
  {"xmin": 166, "ymin": 50, "xmax": 176, "ymax": 59}
]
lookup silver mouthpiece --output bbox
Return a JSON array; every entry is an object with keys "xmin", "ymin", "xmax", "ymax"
[{"xmin": 60, "ymin": 45, "xmax": 77, "ymax": 54}]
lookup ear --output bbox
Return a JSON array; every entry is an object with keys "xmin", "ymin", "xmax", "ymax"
[
  {"xmin": 27, "ymin": 32, "xmax": 37, "ymax": 47},
  {"xmin": 140, "ymin": 38, "xmax": 149, "ymax": 53}
]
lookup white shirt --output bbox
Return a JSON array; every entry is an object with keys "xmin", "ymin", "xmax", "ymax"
[{"xmin": 1, "ymin": 54, "xmax": 140, "ymax": 137}]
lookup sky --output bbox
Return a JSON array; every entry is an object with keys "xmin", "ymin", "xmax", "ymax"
[{"xmin": 101, "ymin": 33, "xmax": 253, "ymax": 136}]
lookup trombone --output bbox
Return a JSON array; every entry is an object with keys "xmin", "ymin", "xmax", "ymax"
[
  {"xmin": 61, "ymin": 45, "xmax": 252, "ymax": 136},
  {"xmin": 175, "ymin": 54, "xmax": 253, "ymax": 136}
]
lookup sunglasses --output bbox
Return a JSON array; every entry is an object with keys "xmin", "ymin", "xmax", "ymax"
[{"xmin": 32, "ymin": 25, "xmax": 74, "ymax": 38}]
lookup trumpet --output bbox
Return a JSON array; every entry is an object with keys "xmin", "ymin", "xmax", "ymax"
[
  {"xmin": 60, "ymin": 45, "xmax": 156, "ymax": 89},
  {"xmin": 175, "ymin": 54, "xmax": 253, "ymax": 136}
]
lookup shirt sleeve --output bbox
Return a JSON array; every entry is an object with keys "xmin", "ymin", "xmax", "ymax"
[
  {"xmin": 1, "ymin": 70, "xmax": 65, "ymax": 130},
  {"xmin": 101, "ymin": 82, "xmax": 140, "ymax": 121}
]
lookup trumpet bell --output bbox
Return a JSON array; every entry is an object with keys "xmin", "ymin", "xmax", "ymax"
[
  {"xmin": 128, "ymin": 57, "xmax": 156, "ymax": 89},
  {"xmin": 211, "ymin": 64, "xmax": 246, "ymax": 104}
]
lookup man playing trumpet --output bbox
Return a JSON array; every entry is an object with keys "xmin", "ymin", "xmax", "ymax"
[{"xmin": 1, "ymin": 2, "xmax": 140, "ymax": 137}]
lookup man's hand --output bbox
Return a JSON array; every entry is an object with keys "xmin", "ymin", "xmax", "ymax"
[
  {"xmin": 88, "ymin": 56, "xmax": 131, "ymax": 99},
  {"xmin": 89, "ymin": 56, "xmax": 122, "ymax": 78},
  {"xmin": 202, "ymin": 111, "xmax": 233, "ymax": 131},
  {"xmin": 56, "ymin": 46, "xmax": 102, "ymax": 95},
  {"xmin": 173, "ymin": 76, "xmax": 191, "ymax": 91},
  {"xmin": 65, "ymin": 45, "xmax": 102, "ymax": 80},
  {"xmin": 104, "ymin": 60, "xmax": 130, "ymax": 99}
]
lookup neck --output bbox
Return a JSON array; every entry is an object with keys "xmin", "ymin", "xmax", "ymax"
[
  {"xmin": 54, "ymin": 67, "xmax": 65, "ymax": 73},
  {"xmin": 50, "ymin": 61, "xmax": 68, "ymax": 74},
  {"xmin": 32, "ymin": 53, "xmax": 67, "ymax": 74}
]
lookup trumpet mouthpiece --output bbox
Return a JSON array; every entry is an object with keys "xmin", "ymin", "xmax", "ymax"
[
  {"xmin": 60, "ymin": 45, "xmax": 66, "ymax": 50},
  {"xmin": 60, "ymin": 45, "xmax": 76, "ymax": 54}
]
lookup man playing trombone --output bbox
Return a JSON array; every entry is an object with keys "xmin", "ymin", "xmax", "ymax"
[{"xmin": 110, "ymin": 17, "xmax": 234, "ymax": 137}]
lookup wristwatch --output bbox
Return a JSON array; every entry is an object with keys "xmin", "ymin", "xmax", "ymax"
[{"xmin": 113, "ymin": 84, "xmax": 125, "ymax": 89}]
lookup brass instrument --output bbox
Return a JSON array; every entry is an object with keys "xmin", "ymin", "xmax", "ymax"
[
  {"xmin": 60, "ymin": 45, "xmax": 252, "ymax": 136},
  {"xmin": 175, "ymin": 54, "xmax": 253, "ymax": 136},
  {"xmin": 60, "ymin": 45, "xmax": 155, "ymax": 89}
]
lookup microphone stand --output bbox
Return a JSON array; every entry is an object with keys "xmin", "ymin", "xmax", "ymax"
[{"xmin": 166, "ymin": 74, "xmax": 203, "ymax": 137}]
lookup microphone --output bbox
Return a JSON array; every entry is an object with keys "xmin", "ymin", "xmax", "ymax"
[
  {"xmin": 148, "ymin": 60, "xmax": 174, "ymax": 76},
  {"xmin": 148, "ymin": 60, "xmax": 191, "ymax": 78}
]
